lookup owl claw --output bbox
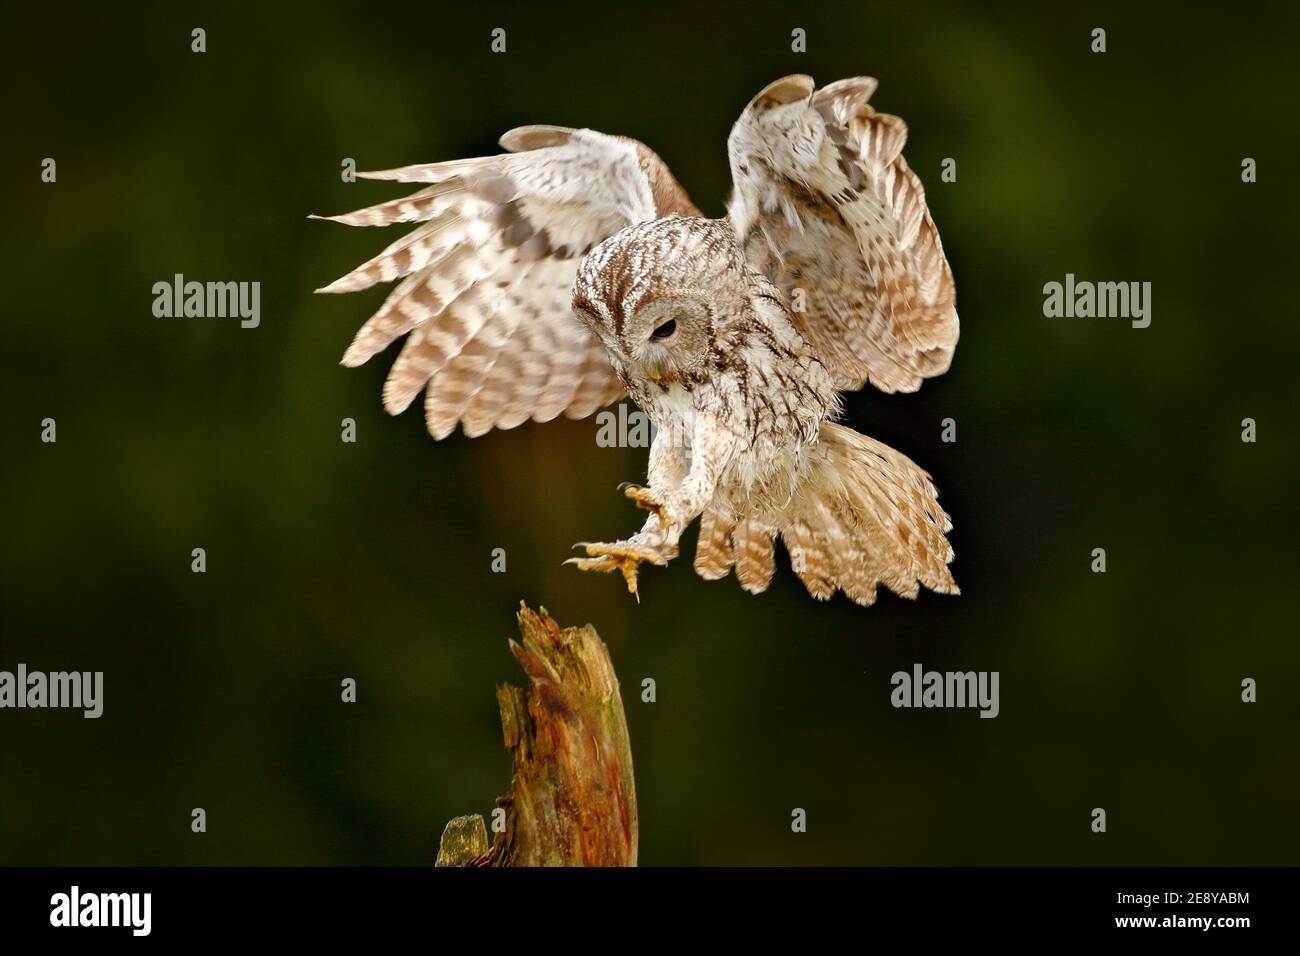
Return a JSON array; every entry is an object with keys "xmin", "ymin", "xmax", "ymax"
[
  {"xmin": 619, "ymin": 483, "xmax": 667, "ymax": 524},
  {"xmin": 565, "ymin": 541, "xmax": 668, "ymax": 598}
]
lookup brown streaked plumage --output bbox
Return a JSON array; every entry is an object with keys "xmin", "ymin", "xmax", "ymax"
[{"xmin": 313, "ymin": 75, "xmax": 961, "ymax": 606}]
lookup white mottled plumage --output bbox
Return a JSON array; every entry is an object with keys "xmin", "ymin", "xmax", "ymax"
[{"xmin": 313, "ymin": 75, "xmax": 960, "ymax": 605}]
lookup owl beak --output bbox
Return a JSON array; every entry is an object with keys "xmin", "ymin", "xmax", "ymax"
[{"xmin": 646, "ymin": 365, "xmax": 663, "ymax": 381}]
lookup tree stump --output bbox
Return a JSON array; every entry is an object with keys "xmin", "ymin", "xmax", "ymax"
[{"xmin": 436, "ymin": 603, "xmax": 638, "ymax": 866}]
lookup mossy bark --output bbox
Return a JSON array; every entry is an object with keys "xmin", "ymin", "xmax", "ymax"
[{"xmin": 435, "ymin": 603, "xmax": 637, "ymax": 867}]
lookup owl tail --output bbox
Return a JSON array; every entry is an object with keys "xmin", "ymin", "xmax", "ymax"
[{"xmin": 693, "ymin": 422, "xmax": 958, "ymax": 606}]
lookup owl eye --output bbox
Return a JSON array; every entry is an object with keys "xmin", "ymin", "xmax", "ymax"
[{"xmin": 650, "ymin": 318, "xmax": 677, "ymax": 340}]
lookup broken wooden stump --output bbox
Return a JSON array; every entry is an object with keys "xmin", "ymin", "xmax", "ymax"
[{"xmin": 436, "ymin": 603, "xmax": 638, "ymax": 866}]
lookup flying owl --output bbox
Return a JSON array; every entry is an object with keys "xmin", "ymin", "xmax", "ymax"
[{"xmin": 312, "ymin": 74, "xmax": 960, "ymax": 605}]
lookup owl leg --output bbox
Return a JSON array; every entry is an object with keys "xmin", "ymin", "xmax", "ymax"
[
  {"xmin": 620, "ymin": 432, "xmax": 690, "ymax": 524},
  {"xmin": 618, "ymin": 482, "xmax": 667, "ymax": 524},
  {"xmin": 636, "ymin": 416, "xmax": 738, "ymax": 552},
  {"xmin": 566, "ymin": 422, "xmax": 734, "ymax": 599},
  {"xmin": 565, "ymin": 538, "xmax": 675, "ymax": 598}
]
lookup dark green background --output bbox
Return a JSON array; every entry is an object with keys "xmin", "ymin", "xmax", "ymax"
[{"xmin": 2, "ymin": 1, "xmax": 1297, "ymax": 865}]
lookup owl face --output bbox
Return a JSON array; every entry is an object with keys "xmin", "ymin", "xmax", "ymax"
[
  {"xmin": 573, "ymin": 217, "xmax": 744, "ymax": 387},
  {"xmin": 614, "ymin": 293, "xmax": 713, "ymax": 383}
]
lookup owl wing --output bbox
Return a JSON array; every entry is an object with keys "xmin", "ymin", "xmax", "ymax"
[
  {"xmin": 313, "ymin": 127, "xmax": 699, "ymax": 438},
  {"xmin": 726, "ymin": 75, "xmax": 958, "ymax": 394}
]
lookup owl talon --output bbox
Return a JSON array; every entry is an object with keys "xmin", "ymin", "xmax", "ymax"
[
  {"xmin": 565, "ymin": 540, "xmax": 667, "ymax": 597},
  {"xmin": 620, "ymin": 483, "xmax": 667, "ymax": 524}
]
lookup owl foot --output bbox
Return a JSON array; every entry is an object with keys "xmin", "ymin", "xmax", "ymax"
[
  {"xmin": 565, "ymin": 541, "xmax": 669, "ymax": 599},
  {"xmin": 618, "ymin": 483, "xmax": 667, "ymax": 524}
]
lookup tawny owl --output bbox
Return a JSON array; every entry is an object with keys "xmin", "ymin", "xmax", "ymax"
[{"xmin": 312, "ymin": 74, "xmax": 960, "ymax": 605}]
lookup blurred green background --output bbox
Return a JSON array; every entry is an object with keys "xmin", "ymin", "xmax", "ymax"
[{"xmin": 2, "ymin": 0, "xmax": 1297, "ymax": 865}]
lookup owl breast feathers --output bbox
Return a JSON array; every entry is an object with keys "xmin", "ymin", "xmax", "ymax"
[{"xmin": 312, "ymin": 74, "xmax": 960, "ymax": 606}]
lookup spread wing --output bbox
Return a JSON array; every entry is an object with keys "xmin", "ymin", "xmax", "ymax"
[
  {"xmin": 312, "ymin": 127, "xmax": 698, "ymax": 438},
  {"xmin": 726, "ymin": 75, "xmax": 958, "ymax": 394}
]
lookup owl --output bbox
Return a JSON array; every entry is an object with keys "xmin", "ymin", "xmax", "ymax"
[{"xmin": 313, "ymin": 74, "xmax": 960, "ymax": 605}]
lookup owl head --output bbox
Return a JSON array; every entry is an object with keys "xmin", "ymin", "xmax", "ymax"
[{"xmin": 572, "ymin": 216, "xmax": 744, "ymax": 386}]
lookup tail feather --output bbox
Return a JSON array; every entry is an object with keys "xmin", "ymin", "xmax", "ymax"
[
  {"xmin": 732, "ymin": 518, "xmax": 778, "ymax": 594},
  {"xmin": 693, "ymin": 422, "xmax": 957, "ymax": 606},
  {"xmin": 782, "ymin": 517, "xmax": 835, "ymax": 601},
  {"xmin": 693, "ymin": 510, "xmax": 734, "ymax": 580}
]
